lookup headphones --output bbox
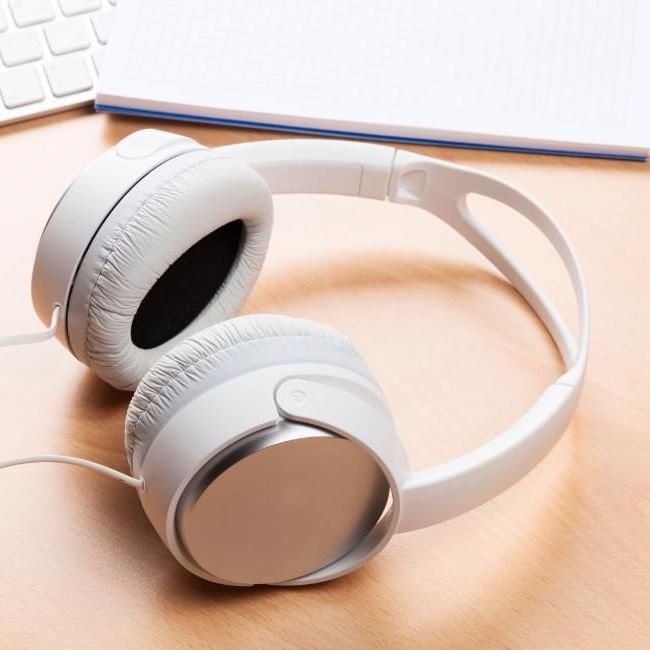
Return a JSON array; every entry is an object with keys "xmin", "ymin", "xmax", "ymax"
[{"xmin": 6, "ymin": 129, "xmax": 589, "ymax": 586}]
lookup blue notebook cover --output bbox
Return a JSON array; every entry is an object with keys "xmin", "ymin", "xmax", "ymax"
[{"xmin": 95, "ymin": 104, "xmax": 647, "ymax": 162}]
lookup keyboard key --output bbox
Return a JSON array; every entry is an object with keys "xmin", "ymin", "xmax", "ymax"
[
  {"xmin": 45, "ymin": 55, "xmax": 92, "ymax": 96},
  {"xmin": 0, "ymin": 0, "xmax": 112, "ymax": 126},
  {"xmin": 91, "ymin": 12, "xmax": 112, "ymax": 44},
  {"xmin": 91, "ymin": 49, "xmax": 102, "ymax": 74},
  {"xmin": 0, "ymin": 31, "xmax": 43, "ymax": 66},
  {"xmin": 9, "ymin": 0, "xmax": 54, "ymax": 27},
  {"xmin": 45, "ymin": 20, "xmax": 90, "ymax": 54},
  {"xmin": 58, "ymin": 0, "xmax": 101, "ymax": 17},
  {"xmin": 0, "ymin": 67, "xmax": 45, "ymax": 108}
]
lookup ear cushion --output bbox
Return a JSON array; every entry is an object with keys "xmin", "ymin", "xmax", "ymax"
[
  {"xmin": 125, "ymin": 314, "xmax": 374, "ymax": 472},
  {"xmin": 66, "ymin": 149, "xmax": 273, "ymax": 390}
]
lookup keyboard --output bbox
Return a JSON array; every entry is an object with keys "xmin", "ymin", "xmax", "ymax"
[{"xmin": 0, "ymin": 0, "xmax": 115, "ymax": 126}]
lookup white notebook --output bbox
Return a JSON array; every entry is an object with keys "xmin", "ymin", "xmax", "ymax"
[{"xmin": 96, "ymin": 0, "xmax": 650, "ymax": 160}]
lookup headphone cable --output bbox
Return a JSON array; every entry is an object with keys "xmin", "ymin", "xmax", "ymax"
[
  {"xmin": 0, "ymin": 304, "xmax": 61, "ymax": 347},
  {"xmin": 0, "ymin": 304, "xmax": 144, "ymax": 489},
  {"xmin": 0, "ymin": 455, "xmax": 144, "ymax": 489}
]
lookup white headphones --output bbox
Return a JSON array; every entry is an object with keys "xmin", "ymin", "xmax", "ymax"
[{"xmin": 5, "ymin": 129, "xmax": 589, "ymax": 586}]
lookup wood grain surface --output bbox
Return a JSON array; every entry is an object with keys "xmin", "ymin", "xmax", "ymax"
[{"xmin": 0, "ymin": 110, "xmax": 648, "ymax": 649}]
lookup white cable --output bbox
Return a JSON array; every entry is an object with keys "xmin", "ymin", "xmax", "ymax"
[
  {"xmin": 0, "ymin": 455, "xmax": 144, "ymax": 489},
  {"xmin": 0, "ymin": 304, "xmax": 61, "ymax": 347},
  {"xmin": 0, "ymin": 304, "xmax": 142, "ymax": 489}
]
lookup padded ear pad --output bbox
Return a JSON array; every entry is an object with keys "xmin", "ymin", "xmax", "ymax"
[
  {"xmin": 125, "ymin": 314, "xmax": 375, "ymax": 472},
  {"xmin": 66, "ymin": 149, "xmax": 273, "ymax": 390}
]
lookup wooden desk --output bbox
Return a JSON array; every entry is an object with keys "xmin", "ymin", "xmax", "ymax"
[{"xmin": 0, "ymin": 111, "xmax": 648, "ymax": 649}]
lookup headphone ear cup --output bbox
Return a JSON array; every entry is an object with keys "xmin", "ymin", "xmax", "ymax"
[
  {"xmin": 66, "ymin": 150, "xmax": 273, "ymax": 390},
  {"xmin": 125, "ymin": 314, "xmax": 375, "ymax": 473}
]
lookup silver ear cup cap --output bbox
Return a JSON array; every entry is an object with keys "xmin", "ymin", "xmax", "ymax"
[{"xmin": 176, "ymin": 421, "xmax": 390, "ymax": 586}]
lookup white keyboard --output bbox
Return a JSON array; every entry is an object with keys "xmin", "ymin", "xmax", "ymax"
[{"xmin": 0, "ymin": 0, "xmax": 115, "ymax": 126}]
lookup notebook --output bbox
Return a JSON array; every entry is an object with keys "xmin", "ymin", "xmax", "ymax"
[{"xmin": 96, "ymin": 0, "xmax": 650, "ymax": 160}]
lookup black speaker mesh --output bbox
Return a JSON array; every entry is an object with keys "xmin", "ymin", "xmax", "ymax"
[{"xmin": 131, "ymin": 220, "xmax": 244, "ymax": 349}]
